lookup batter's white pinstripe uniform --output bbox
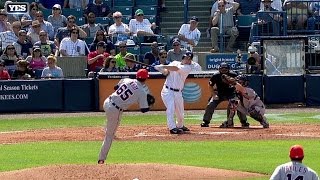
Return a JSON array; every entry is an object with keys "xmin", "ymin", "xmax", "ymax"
[
  {"xmin": 178, "ymin": 24, "xmax": 201, "ymax": 48},
  {"xmin": 98, "ymin": 78, "xmax": 149, "ymax": 162},
  {"xmin": 160, "ymin": 61, "xmax": 192, "ymax": 130}
]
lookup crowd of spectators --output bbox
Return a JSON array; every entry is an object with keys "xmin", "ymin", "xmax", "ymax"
[{"xmin": 0, "ymin": 0, "xmax": 317, "ymax": 80}]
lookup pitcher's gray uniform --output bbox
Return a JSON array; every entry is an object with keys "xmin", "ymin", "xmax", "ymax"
[{"xmin": 98, "ymin": 69, "xmax": 150, "ymax": 164}]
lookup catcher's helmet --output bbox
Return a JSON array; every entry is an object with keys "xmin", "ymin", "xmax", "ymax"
[
  {"xmin": 289, "ymin": 145, "xmax": 304, "ymax": 159},
  {"xmin": 136, "ymin": 69, "xmax": 149, "ymax": 79},
  {"xmin": 237, "ymin": 74, "xmax": 249, "ymax": 87}
]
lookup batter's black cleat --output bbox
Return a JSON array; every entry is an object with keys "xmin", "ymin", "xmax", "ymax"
[
  {"xmin": 170, "ymin": 128, "xmax": 184, "ymax": 134},
  {"xmin": 98, "ymin": 160, "xmax": 105, "ymax": 164},
  {"xmin": 200, "ymin": 122, "xmax": 209, "ymax": 127},
  {"xmin": 180, "ymin": 126, "xmax": 190, "ymax": 131}
]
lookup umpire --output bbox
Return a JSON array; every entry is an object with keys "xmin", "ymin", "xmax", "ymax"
[{"xmin": 200, "ymin": 62, "xmax": 238, "ymax": 127}]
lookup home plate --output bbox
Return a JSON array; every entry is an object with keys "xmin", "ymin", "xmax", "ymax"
[{"xmin": 199, "ymin": 131, "xmax": 244, "ymax": 135}]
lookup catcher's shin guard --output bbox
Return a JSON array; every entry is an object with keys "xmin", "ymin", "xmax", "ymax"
[
  {"xmin": 249, "ymin": 109, "xmax": 269, "ymax": 128},
  {"xmin": 237, "ymin": 111, "xmax": 250, "ymax": 128}
]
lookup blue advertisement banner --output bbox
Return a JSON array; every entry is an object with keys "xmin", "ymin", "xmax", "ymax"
[
  {"xmin": 0, "ymin": 80, "xmax": 63, "ymax": 112},
  {"xmin": 205, "ymin": 53, "xmax": 248, "ymax": 70}
]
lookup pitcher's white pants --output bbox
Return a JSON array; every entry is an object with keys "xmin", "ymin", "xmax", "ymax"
[{"xmin": 161, "ymin": 87, "xmax": 185, "ymax": 130}]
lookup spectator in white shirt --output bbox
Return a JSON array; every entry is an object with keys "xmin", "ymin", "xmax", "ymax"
[
  {"xmin": 129, "ymin": 9, "xmax": 157, "ymax": 36},
  {"xmin": 59, "ymin": 27, "xmax": 86, "ymax": 56},
  {"xmin": 0, "ymin": 21, "xmax": 20, "ymax": 50},
  {"xmin": 108, "ymin": 11, "xmax": 130, "ymax": 37},
  {"xmin": 177, "ymin": 16, "xmax": 201, "ymax": 51}
]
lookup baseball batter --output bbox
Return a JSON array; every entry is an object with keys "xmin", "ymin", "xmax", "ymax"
[
  {"xmin": 98, "ymin": 69, "xmax": 154, "ymax": 164},
  {"xmin": 270, "ymin": 144, "xmax": 319, "ymax": 180},
  {"xmin": 154, "ymin": 51, "xmax": 193, "ymax": 134},
  {"xmin": 224, "ymin": 74, "xmax": 269, "ymax": 128}
]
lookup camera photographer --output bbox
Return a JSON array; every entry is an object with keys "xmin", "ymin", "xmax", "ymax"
[{"xmin": 246, "ymin": 45, "xmax": 261, "ymax": 74}]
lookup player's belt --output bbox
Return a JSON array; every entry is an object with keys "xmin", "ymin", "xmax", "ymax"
[
  {"xmin": 109, "ymin": 98, "xmax": 123, "ymax": 111},
  {"xmin": 165, "ymin": 85, "xmax": 180, "ymax": 92}
]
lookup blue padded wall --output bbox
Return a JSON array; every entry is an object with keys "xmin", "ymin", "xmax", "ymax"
[
  {"xmin": 306, "ymin": 75, "xmax": 320, "ymax": 106},
  {"xmin": 63, "ymin": 79, "xmax": 95, "ymax": 111},
  {"xmin": 247, "ymin": 74, "xmax": 263, "ymax": 99},
  {"xmin": 264, "ymin": 75, "xmax": 305, "ymax": 104}
]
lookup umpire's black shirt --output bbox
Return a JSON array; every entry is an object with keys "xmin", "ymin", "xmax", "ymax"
[{"xmin": 209, "ymin": 71, "xmax": 238, "ymax": 98}]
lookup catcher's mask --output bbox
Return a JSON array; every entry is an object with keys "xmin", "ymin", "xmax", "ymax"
[
  {"xmin": 136, "ymin": 69, "xmax": 149, "ymax": 80},
  {"xmin": 237, "ymin": 74, "xmax": 249, "ymax": 87},
  {"xmin": 219, "ymin": 62, "xmax": 230, "ymax": 74}
]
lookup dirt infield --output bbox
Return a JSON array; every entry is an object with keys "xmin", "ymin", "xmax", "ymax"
[{"xmin": 0, "ymin": 108, "xmax": 319, "ymax": 179}]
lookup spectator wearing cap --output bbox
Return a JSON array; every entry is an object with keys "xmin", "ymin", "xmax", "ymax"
[
  {"xmin": 0, "ymin": 21, "xmax": 20, "ymax": 50},
  {"xmin": 114, "ymin": 41, "xmax": 129, "ymax": 69},
  {"xmin": 87, "ymin": 41, "xmax": 110, "ymax": 73},
  {"xmin": 34, "ymin": 30, "xmax": 57, "ymax": 57},
  {"xmin": 13, "ymin": 30, "xmax": 33, "ymax": 59},
  {"xmin": 211, "ymin": 0, "xmax": 239, "ymax": 53},
  {"xmin": 21, "ymin": 2, "xmax": 39, "ymax": 29},
  {"xmin": 25, "ymin": 46, "xmax": 47, "ymax": 71},
  {"xmin": 121, "ymin": 53, "xmax": 142, "ymax": 72},
  {"xmin": 64, "ymin": 0, "xmax": 88, "ymax": 9},
  {"xmin": 55, "ymin": 15, "xmax": 87, "ymax": 47},
  {"xmin": 270, "ymin": 145, "xmax": 319, "ymax": 180},
  {"xmin": 81, "ymin": 12, "xmax": 105, "ymax": 38},
  {"xmin": 59, "ymin": 26, "xmax": 86, "ymax": 56},
  {"xmin": 84, "ymin": 0, "xmax": 112, "ymax": 19},
  {"xmin": 11, "ymin": 59, "xmax": 35, "ymax": 80},
  {"xmin": 143, "ymin": 41, "xmax": 160, "ymax": 65},
  {"xmin": 41, "ymin": 55, "xmax": 64, "ymax": 79},
  {"xmin": 177, "ymin": 16, "xmax": 201, "ymax": 51},
  {"xmin": 246, "ymin": 45, "xmax": 261, "ymax": 74},
  {"xmin": 48, "ymin": 4, "xmax": 67, "ymax": 36},
  {"xmin": 167, "ymin": 38, "xmax": 187, "ymax": 62},
  {"xmin": 0, "ymin": 9, "xmax": 11, "ymax": 33},
  {"xmin": 38, "ymin": 0, "xmax": 64, "ymax": 10},
  {"xmin": 129, "ymin": 9, "xmax": 157, "ymax": 37},
  {"xmin": 108, "ymin": 11, "xmax": 130, "ymax": 37},
  {"xmin": 0, "ymin": 60, "xmax": 10, "ymax": 80},
  {"xmin": 27, "ymin": 20, "xmax": 41, "ymax": 44}
]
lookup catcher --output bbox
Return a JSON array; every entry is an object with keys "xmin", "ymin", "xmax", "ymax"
[
  {"xmin": 98, "ymin": 69, "xmax": 155, "ymax": 164},
  {"xmin": 221, "ymin": 74, "xmax": 269, "ymax": 128}
]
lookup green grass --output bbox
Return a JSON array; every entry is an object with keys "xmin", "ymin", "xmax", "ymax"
[
  {"xmin": 1, "ymin": 140, "xmax": 319, "ymax": 175},
  {"xmin": 0, "ymin": 111, "xmax": 320, "ymax": 179},
  {"xmin": 0, "ymin": 112, "xmax": 319, "ymax": 132}
]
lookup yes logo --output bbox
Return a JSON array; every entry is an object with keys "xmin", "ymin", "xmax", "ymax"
[{"xmin": 5, "ymin": 2, "xmax": 29, "ymax": 14}]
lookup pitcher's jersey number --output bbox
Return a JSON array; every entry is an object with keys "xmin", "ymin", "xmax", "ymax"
[{"xmin": 116, "ymin": 84, "xmax": 133, "ymax": 101}]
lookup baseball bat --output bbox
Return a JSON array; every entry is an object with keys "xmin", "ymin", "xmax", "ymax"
[{"xmin": 125, "ymin": 58, "xmax": 153, "ymax": 68}]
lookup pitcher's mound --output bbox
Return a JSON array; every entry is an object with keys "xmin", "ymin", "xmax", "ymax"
[{"xmin": 0, "ymin": 163, "xmax": 266, "ymax": 180}]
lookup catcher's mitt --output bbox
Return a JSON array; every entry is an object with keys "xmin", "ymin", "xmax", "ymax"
[
  {"xmin": 221, "ymin": 74, "xmax": 237, "ymax": 85},
  {"xmin": 147, "ymin": 94, "xmax": 155, "ymax": 106}
]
